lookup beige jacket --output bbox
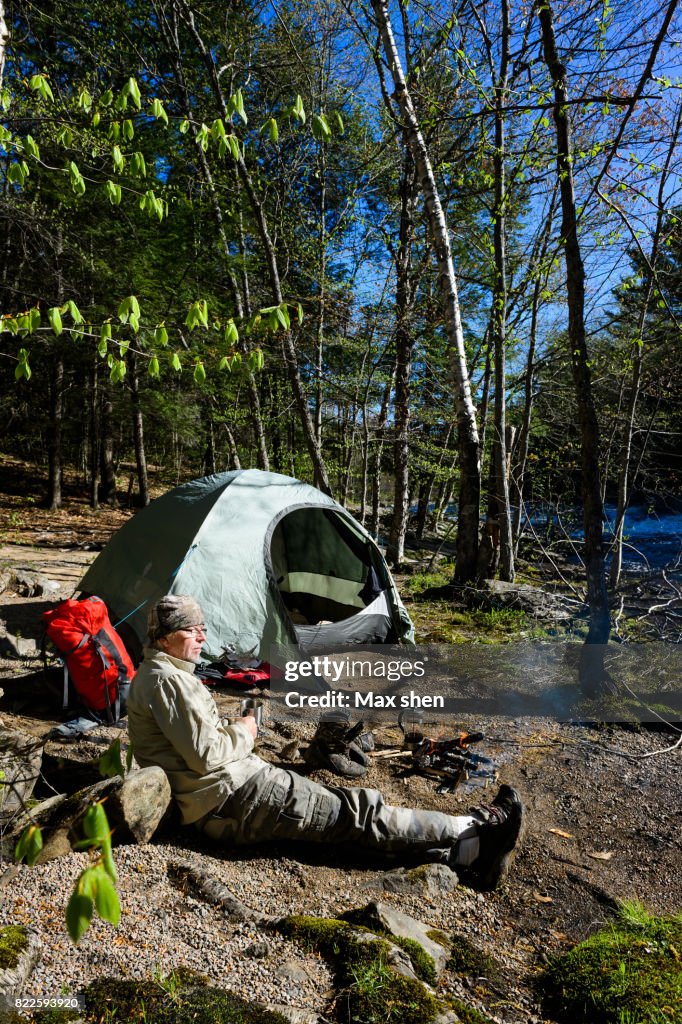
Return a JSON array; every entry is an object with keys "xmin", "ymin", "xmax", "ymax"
[{"xmin": 128, "ymin": 648, "xmax": 265, "ymax": 824}]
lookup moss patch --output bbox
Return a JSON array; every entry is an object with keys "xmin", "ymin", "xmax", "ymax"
[
  {"xmin": 447, "ymin": 999, "xmax": 497, "ymax": 1024},
  {"xmin": 278, "ymin": 915, "xmax": 442, "ymax": 1023},
  {"xmin": 447, "ymin": 933, "xmax": 503, "ymax": 987},
  {"xmin": 0, "ymin": 924, "xmax": 28, "ymax": 969},
  {"xmin": 83, "ymin": 978, "xmax": 291, "ymax": 1024},
  {"xmin": 539, "ymin": 903, "xmax": 682, "ymax": 1023},
  {"xmin": 339, "ymin": 907, "xmax": 437, "ymax": 984}
]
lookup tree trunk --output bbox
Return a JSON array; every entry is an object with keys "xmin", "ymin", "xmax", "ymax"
[
  {"xmin": 371, "ymin": 0, "xmax": 481, "ymax": 581},
  {"xmin": 415, "ymin": 474, "xmax": 435, "ymax": 541},
  {"xmin": 89, "ymin": 358, "xmax": 99, "ymax": 509},
  {"xmin": 491, "ymin": 0, "xmax": 514, "ymax": 582},
  {"xmin": 387, "ymin": 149, "xmax": 417, "ymax": 566},
  {"xmin": 370, "ymin": 378, "xmax": 393, "ymax": 538},
  {"xmin": 46, "ymin": 355, "xmax": 64, "ymax": 511},
  {"xmin": 0, "ymin": 1, "xmax": 7, "ymax": 92},
  {"xmin": 538, "ymin": 0, "xmax": 611, "ymax": 693},
  {"xmin": 129, "ymin": 353, "xmax": 149, "ymax": 507},
  {"xmin": 99, "ymin": 388, "xmax": 118, "ymax": 506}
]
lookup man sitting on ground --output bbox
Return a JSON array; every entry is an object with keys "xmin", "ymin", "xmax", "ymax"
[{"xmin": 128, "ymin": 595, "xmax": 525, "ymax": 889}]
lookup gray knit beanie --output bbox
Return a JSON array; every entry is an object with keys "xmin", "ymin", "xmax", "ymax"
[{"xmin": 147, "ymin": 595, "xmax": 204, "ymax": 644}]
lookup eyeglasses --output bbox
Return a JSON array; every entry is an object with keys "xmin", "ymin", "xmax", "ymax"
[{"xmin": 177, "ymin": 624, "xmax": 206, "ymax": 638}]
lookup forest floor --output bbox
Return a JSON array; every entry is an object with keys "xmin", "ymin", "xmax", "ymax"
[{"xmin": 1, "ymin": 459, "xmax": 681, "ymax": 1023}]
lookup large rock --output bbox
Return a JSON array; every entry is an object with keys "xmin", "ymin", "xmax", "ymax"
[
  {"xmin": 0, "ymin": 926, "xmax": 41, "ymax": 1013},
  {"xmin": 108, "ymin": 765, "xmax": 171, "ymax": 843},
  {"xmin": 369, "ymin": 863, "xmax": 458, "ymax": 896},
  {"xmin": 10, "ymin": 768, "xmax": 171, "ymax": 862},
  {"xmin": 468, "ymin": 579, "xmax": 573, "ymax": 621},
  {"xmin": 11, "ymin": 569, "xmax": 60, "ymax": 598},
  {"xmin": 0, "ymin": 727, "xmax": 43, "ymax": 818},
  {"xmin": 343, "ymin": 901, "xmax": 450, "ymax": 977},
  {"xmin": 0, "ymin": 628, "xmax": 38, "ymax": 659}
]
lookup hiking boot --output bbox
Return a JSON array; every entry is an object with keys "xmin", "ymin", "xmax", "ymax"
[
  {"xmin": 470, "ymin": 784, "xmax": 524, "ymax": 890},
  {"xmin": 303, "ymin": 717, "xmax": 369, "ymax": 778},
  {"xmin": 303, "ymin": 739, "xmax": 368, "ymax": 777}
]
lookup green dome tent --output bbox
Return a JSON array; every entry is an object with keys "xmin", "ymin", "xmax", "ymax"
[{"xmin": 79, "ymin": 469, "xmax": 414, "ymax": 661}]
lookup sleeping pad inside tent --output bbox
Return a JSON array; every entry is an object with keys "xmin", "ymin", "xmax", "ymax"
[{"xmin": 78, "ymin": 469, "xmax": 414, "ymax": 662}]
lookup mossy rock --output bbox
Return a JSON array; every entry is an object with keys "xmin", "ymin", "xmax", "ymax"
[
  {"xmin": 339, "ymin": 908, "xmax": 437, "ymax": 984},
  {"xmin": 539, "ymin": 903, "xmax": 682, "ymax": 1023},
  {"xmin": 82, "ymin": 977, "xmax": 291, "ymax": 1024},
  {"xmin": 278, "ymin": 915, "xmax": 442, "ymax": 1023},
  {"xmin": 0, "ymin": 924, "xmax": 28, "ymax": 970}
]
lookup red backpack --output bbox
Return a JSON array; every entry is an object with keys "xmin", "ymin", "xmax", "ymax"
[{"xmin": 43, "ymin": 596, "xmax": 134, "ymax": 721}]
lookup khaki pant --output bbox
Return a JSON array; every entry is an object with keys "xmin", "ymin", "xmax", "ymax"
[{"xmin": 198, "ymin": 764, "xmax": 479, "ymax": 864}]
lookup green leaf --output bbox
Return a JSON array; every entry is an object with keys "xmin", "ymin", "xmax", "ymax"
[
  {"xmin": 130, "ymin": 152, "xmax": 146, "ymax": 177},
  {"xmin": 193, "ymin": 361, "xmax": 207, "ymax": 385},
  {"xmin": 66, "ymin": 890, "xmax": 93, "ymax": 944},
  {"xmin": 232, "ymin": 89, "xmax": 247, "ymax": 124},
  {"xmin": 312, "ymin": 113, "xmax": 331, "ymax": 142},
  {"xmin": 98, "ymin": 338, "xmax": 108, "ymax": 358},
  {"xmin": 296, "ymin": 302, "xmax": 303, "ymax": 324},
  {"xmin": 98, "ymin": 738, "xmax": 124, "ymax": 779},
  {"xmin": 48, "ymin": 307, "xmax": 63, "ymax": 337},
  {"xmin": 123, "ymin": 77, "xmax": 142, "ymax": 111},
  {"xmin": 331, "ymin": 111, "xmax": 344, "ymax": 135},
  {"xmin": 154, "ymin": 325, "xmax": 168, "ymax": 346},
  {"xmin": 26, "ymin": 307, "xmax": 40, "ymax": 334},
  {"xmin": 128, "ymin": 314, "xmax": 139, "ymax": 334},
  {"xmin": 179, "ymin": 119, "xmax": 190, "ymax": 134},
  {"xmin": 66, "ymin": 300, "xmax": 83, "ymax": 325},
  {"xmin": 261, "ymin": 117, "xmax": 278, "ymax": 142},
  {"xmin": 122, "ymin": 119, "xmax": 134, "ymax": 142},
  {"xmin": 100, "ymin": 88, "xmax": 113, "ymax": 107},
  {"xmin": 210, "ymin": 118, "xmax": 226, "ymax": 140},
  {"xmin": 170, "ymin": 352, "xmax": 182, "ymax": 372},
  {"xmin": 110, "ymin": 359, "xmax": 126, "ymax": 382},
  {"xmin": 93, "ymin": 868, "xmax": 121, "ymax": 926},
  {"xmin": 105, "ymin": 180, "xmax": 122, "ymax": 205},
  {"xmin": 79, "ymin": 88, "xmax": 93, "ymax": 113},
  {"xmin": 227, "ymin": 135, "xmax": 240, "ymax": 161},
  {"xmin": 112, "ymin": 145, "xmax": 125, "ymax": 173},
  {"xmin": 277, "ymin": 304, "xmax": 290, "ymax": 329},
  {"xmin": 196, "ymin": 123, "xmax": 210, "ymax": 151},
  {"xmin": 24, "ymin": 135, "xmax": 40, "ymax": 160},
  {"xmin": 14, "ymin": 824, "xmax": 43, "ymax": 866},
  {"xmin": 7, "ymin": 162, "xmax": 27, "ymax": 186},
  {"xmin": 224, "ymin": 319, "xmax": 239, "ymax": 345},
  {"xmin": 249, "ymin": 348, "xmax": 265, "ymax": 371},
  {"xmin": 83, "ymin": 802, "xmax": 111, "ymax": 844},
  {"xmin": 150, "ymin": 98, "xmax": 168, "ymax": 124},
  {"xmin": 148, "ymin": 356, "xmax": 160, "ymax": 377},
  {"xmin": 292, "ymin": 94, "xmax": 306, "ymax": 124},
  {"xmin": 100, "ymin": 321, "xmax": 112, "ymax": 342},
  {"xmin": 29, "ymin": 74, "xmax": 54, "ymax": 102}
]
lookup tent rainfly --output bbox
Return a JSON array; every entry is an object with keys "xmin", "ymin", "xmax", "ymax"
[{"xmin": 79, "ymin": 469, "xmax": 415, "ymax": 661}]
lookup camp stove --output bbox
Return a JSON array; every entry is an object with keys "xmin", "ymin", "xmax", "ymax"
[{"xmin": 407, "ymin": 732, "xmax": 497, "ymax": 794}]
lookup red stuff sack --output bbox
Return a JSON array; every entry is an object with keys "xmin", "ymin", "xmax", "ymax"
[{"xmin": 42, "ymin": 596, "xmax": 133, "ymax": 720}]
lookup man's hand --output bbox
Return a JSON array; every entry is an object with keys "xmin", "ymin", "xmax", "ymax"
[{"xmin": 236, "ymin": 714, "xmax": 258, "ymax": 739}]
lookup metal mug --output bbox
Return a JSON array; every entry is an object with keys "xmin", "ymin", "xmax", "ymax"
[{"xmin": 240, "ymin": 698, "xmax": 264, "ymax": 732}]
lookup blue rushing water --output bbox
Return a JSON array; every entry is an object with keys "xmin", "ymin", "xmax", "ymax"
[
  {"xmin": 424, "ymin": 501, "xmax": 682, "ymax": 578},
  {"xmin": 526, "ymin": 502, "xmax": 682, "ymax": 578}
]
